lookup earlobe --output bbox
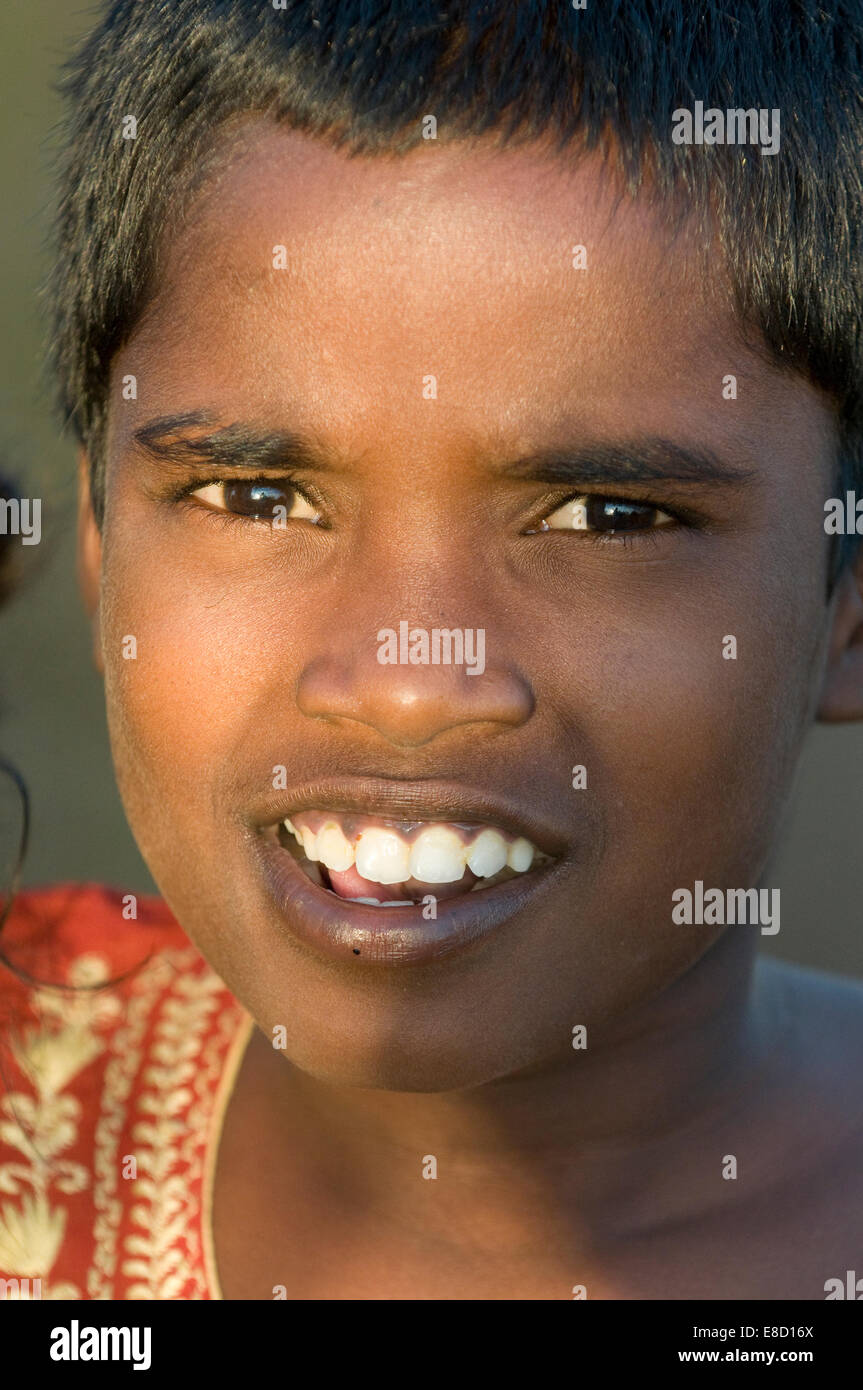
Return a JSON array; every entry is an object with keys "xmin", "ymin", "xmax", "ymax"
[
  {"xmin": 76, "ymin": 452, "xmax": 104, "ymax": 674},
  {"xmin": 816, "ymin": 551, "xmax": 863, "ymax": 722}
]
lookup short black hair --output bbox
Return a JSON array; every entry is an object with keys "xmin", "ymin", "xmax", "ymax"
[{"xmin": 48, "ymin": 0, "xmax": 863, "ymax": 569}]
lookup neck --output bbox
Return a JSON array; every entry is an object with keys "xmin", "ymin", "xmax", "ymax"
[{"xmin": 260, "ymin": 927, "xmax": 789, "ymax": 1251}]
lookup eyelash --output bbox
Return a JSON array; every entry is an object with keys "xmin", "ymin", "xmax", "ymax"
[
  {"xmin": 169, "ymin": 474, "xmax": 695, "ymax": 544},
  {"xmin": 528, "ymin": 493, "xmax": 695, "ymax": 543},
  {"xmin": 582, "ymin": 525, "xmax": 666, "ymax": 551},
  {"xmin": 170, "ymin": 473, "xmax": 324, "ymax": 524}
]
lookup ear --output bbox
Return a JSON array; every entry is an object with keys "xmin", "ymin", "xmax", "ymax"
[
  {"xmin": 76, "ymin": 451, "xmax": 104, "ymax": 674},
  {"xmin": 817, "ymin": 546, "xmax": 863, "ymax": 721}
]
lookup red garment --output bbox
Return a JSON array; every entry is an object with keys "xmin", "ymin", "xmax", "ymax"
[{"xmin": 0, "ymin": 884, "xmax": 251, "ymax": 1300}]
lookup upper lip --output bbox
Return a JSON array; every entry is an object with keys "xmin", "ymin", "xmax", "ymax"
[{"xmin": 246, "ymin": 777, "xmax": 569, "ymax": 859}]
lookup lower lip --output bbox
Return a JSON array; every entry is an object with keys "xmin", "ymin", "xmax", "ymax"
[{"xmin": 252, "ymin": 832, "xmax": 565, "ymax": 967}]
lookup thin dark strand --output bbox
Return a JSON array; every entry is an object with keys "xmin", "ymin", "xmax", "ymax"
[
  {"xmin": 0, "ymin": 759, "xmax": 152, "ymax": 992},
  {"xmin": 0, "ymin": 759, "xmax": 156, "ymax": 1173},
  {"xmin": 0, "ymin": 757, "xmax": 30, "ymax": 961}
]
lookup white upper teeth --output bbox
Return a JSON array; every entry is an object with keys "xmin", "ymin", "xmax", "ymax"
[
  {"xmin": 282, "ymin": 816, "xmax": 541, "ymax": 884},
  {"xmin": 301, "ymin": 826, "xmax": 320, "ymax": 862},
  {"xmin": 355, "ymin": 827, "xmax": 411, "ymax": 884},
  {"xmin": 316, "ymin": 821, "xmax": 355, "ymax": 872},
  {"xmin": 407, "ymin": 825, "xmax": 467, "ymax": 883},
  {"xmin": 507, "ymin": 837, "xmax": 535, "ymax": 872},
  {"xmin": 466, "ymin": 828, "xmax": 509, "ymax": 877}
]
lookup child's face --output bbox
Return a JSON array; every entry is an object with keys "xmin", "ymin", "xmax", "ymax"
[{"xmin": 82, "ymin": 125, "xmax": 842, "ymax": 1089}]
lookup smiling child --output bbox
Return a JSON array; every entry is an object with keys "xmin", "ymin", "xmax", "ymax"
[{"xmin": 1, "ymin": 0, "xmax": 862, "ymax": 1302}]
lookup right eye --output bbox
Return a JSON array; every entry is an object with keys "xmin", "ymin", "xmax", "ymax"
[
  {"xmin": 532, "ymin": 494, "xmax": 677, "ymax": 533},
  {"xmin": 189, "ymin": 478, "xmax": 322, "ymax": 525}
]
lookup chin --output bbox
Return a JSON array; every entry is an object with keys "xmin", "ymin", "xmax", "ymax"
[{"xmin": 264, "ymin": 1005, "xmax": 546, "ymax": 1094}]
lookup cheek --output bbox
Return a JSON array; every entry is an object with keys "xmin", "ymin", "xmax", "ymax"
[
  {"xmin": 568, "ymin": 572, "xmax": 822, "ymax": 897},
  {"xmin": 99, "ymin": 540, "xmax": 310, "ymax": 849}
]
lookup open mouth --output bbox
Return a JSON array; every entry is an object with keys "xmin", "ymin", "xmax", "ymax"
[
  {"xmin": 252, "ymin": 784, "xmax": 569, "ymax": 964},
  {"xmin": 275, "ymin": 810, "xmax": 553, "ymax": 907}
]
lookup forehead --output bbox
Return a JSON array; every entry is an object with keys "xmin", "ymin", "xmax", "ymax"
[{"xmin": 118, "ymin": 123, "xmax": 826, "ymax": 467}]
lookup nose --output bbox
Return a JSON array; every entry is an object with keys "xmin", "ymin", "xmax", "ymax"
[{"xmin": 296, "ymin": 632, "xmax": 534, "ymax": 748}]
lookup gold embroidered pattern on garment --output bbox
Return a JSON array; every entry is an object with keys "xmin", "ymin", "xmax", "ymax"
[
  {"xmin": 1, "ymin": 944, "xmax": 245, "ymax": 1300},
  {"xmin": 88, "ymin": 952, "xmax": 179, "ymax": 1300},
  {"xmin": 0, "ymin": 952, "xmax": 118, "ymax": 1299},
  {"xmin": 122, "ymin": 957, "xmax": 237, "ymax": 1299}
]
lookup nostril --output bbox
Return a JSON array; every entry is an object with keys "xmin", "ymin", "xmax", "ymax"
[{"xmin": 295, "ymin": 648, "xmax": 534, "ymax": 747}]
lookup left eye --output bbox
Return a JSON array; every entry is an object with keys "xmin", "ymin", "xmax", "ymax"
[
  {"xmin": 533, "ymin": 495, "xmax": 675, "ymax": 532},
  {"xmin": 190, "ymin": 479, "xmax": 321, "ymax": 523}
]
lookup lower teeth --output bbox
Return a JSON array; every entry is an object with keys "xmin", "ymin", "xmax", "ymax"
[
  {"xmin": 346, "ymin": 897, "xmax": 414, "ymax": 906},
  {"xmin": 328, "ymin": 866, "xmax": 518, "ymax": 904}
]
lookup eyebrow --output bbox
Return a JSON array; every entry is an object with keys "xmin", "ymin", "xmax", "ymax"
[
  {"xmin": 131, "ymin": 411, "xmax": 756, "ymax": 488},
  {"xmin": 498, "ymin": 439, "xmax": 756, "ymax": 488},
  {"xmin": 131, "ymin": 411, "xmax": 331, "ymax": 472}
]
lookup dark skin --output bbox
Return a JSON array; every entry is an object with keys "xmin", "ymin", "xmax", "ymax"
[{"xmin": 77, "ymin": 125, "xmax": 863, "ymax": 1298}]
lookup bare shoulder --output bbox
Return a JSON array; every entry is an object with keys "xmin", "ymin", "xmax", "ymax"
[
  {"xmin": 713, "ymin": 957, "xmax": 863, "ymax": 1297},
  {"xmin": 765, "ymin": 951, "xmax": 863, "ymax": 1036},
  {"xmin": 756, "ymin": 955, "xmax": 863, "ymax": 1156}
]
